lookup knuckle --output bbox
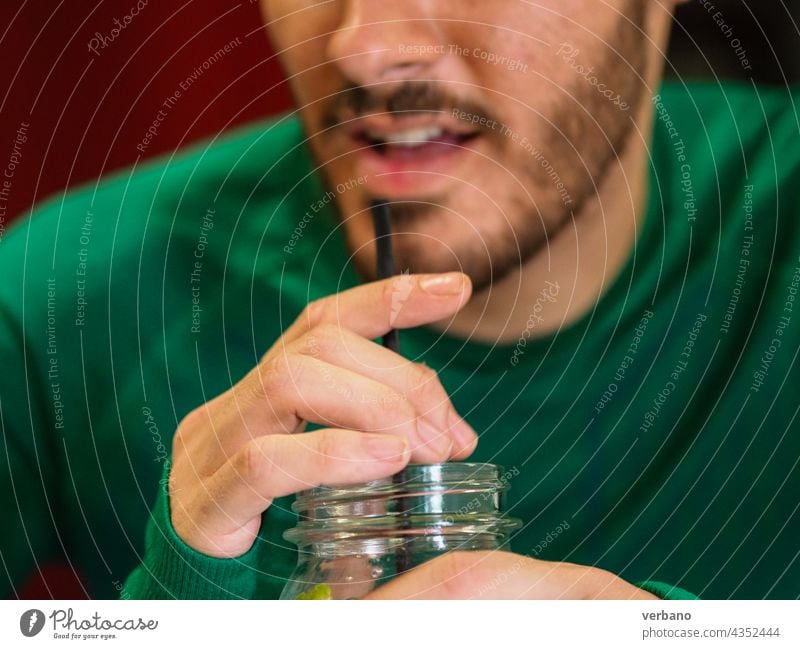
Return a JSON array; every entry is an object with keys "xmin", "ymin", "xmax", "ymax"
[
  {"xmin": 177, "ymin": 405, "xmax": 203, "ymax": 433},
  {"xmin": 173, "ymin": 406, "xmax": 206, "ymax": 452},
  {"xmin": 409, "ymin": 363, "xmax": 447, "ymax": 403},
  {"xmin": 303, "ymin": 297, "xmax": 332, "ymax": 328},
  {"xmin": 307, "ymin": 323, "xmax": 343, "ymax": 357},
  {"xmin": 171, "ymin": 424, "xmax": 189, "ymax": 456},
  {"xmin": 237, "ymin": 439, "xmax": 273, "ymax": 485},
  {"xmin": 414, "ymin": 363, "xmax": 440, "ymax": 387},
  {"xmin": 256, "ymin": 356, "xmax": 295, "ymax": 396},
  {"xmin": 314, "ymin": 429, "xmax": 342, "ymax": 470}
]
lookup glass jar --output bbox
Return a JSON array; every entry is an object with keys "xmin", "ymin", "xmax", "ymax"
[{"xmin": 280, "ymin": 463, "xmax": 521, "ymax": 600}]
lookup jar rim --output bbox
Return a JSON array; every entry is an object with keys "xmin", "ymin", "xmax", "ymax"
[
  {"xmin": 292, "ymin": 462, "xmax": 511, "ymax": 510},
  {"xmin": 285, "ymin": 463, "xmax": 521, "ymax": 552}
]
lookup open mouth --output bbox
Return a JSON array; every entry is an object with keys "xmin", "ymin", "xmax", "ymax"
[
  {"xmin": 342, "ymin": 115, "xmax": 487, "ymax": 198},
  {"xmin": 352, "ymin": 124, "xmax": 481, "ymax": 161}
]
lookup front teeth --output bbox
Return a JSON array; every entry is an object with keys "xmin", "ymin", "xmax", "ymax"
[{"xmin": 367, "ymin": 126, "xmax": 444, "ymax": 147}]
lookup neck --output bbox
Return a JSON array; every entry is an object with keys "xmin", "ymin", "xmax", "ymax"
[{"xmin": 433, "ymin": 101, "xmax": 654, "ymax": 345}]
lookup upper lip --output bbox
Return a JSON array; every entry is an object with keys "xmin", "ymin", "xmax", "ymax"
[{"xmin": 344, "ymin": 114, "xmax": 482, "ymax": 142}]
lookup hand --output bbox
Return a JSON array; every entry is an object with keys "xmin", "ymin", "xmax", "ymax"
[
  {"xmin": 364, "ymin": 551, "xmax": 660, "ymax": 599},
  {"xmin": 169, "ymin": 272, "xmax": 478, "ymax": 558}
]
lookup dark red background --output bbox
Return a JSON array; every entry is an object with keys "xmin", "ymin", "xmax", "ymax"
[{"xmin": 0, "ymin": 1, "xmax": 291, "ymax": 236}]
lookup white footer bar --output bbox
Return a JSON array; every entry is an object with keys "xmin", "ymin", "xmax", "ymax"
[{"xmin": 1, "ymin": 600, "xmax": 797, "ymax": 648}]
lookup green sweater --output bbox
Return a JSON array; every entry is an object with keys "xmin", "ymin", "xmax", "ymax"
[{"xmin": 1, "ymin": 81, "xmax": 798, "ymax": 600}]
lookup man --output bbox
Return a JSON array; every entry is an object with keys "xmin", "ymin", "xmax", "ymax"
[{"xmin": 1, "ymin": 1, "xmax": 798, "ymax": 599}]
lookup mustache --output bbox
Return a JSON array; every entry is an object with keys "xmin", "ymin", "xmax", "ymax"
[{"xmin": 321, "ymin": 81, "xmax": 501, "ymax": 133}]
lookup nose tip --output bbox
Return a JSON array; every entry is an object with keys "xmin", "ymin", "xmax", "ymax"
[{"xmin": 326, "ymin": 11, "xmax": 443, "ymax": 88}]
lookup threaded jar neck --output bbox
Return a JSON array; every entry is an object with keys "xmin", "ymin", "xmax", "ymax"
[{"xmin": 284, "ymin": 463, "xmax": 521, "ymax": 557}]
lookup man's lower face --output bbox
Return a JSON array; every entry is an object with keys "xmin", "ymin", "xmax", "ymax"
[
  {"xmin": 287, "ymin": 3, "xmax": 649, "ymax": 290},
  {"xmin": 342, "ymin": 191, "xmax": 554, "ymax": 293},
  {"xmin": 322, "ymin": 103, "xmax": 619, "ymax": 292}
]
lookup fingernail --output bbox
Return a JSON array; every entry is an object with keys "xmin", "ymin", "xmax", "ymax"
[
  {"xmin": 363, "ymin": 435, "xmax": 409, "ymax": 461},
  {"xmin": 417, "ymin": 418, "xmax": 454, "ymax": 458},
  {"xmin": 419, "ymin": 273, "xmax": 466, "ymax": 296},
  {"xmin": 449, "ymin": 411, "xmax": 478, "ymax": 454}
]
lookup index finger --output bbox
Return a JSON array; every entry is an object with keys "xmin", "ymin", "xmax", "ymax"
[{"xmin": 280, "ymin": 272, "xmax": 472, "ymax": 346}]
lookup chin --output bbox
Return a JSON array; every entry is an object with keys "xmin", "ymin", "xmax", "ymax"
[
  {"xmin": 397, "ymin": 235, "xmax": 524, "ymax": 294},
  {"xmin": 393, "ymin": 237, "xmax": 467, "ymax": 273},
  {"xmin": 341, "ymin": 190, "xmax": 545, "ymax": 291}
]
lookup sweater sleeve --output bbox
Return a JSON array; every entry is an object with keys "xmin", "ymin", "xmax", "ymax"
[
  {"xmin": 635, "ymin": 580, "xmax": 699, "ymax": 600},
  {"xmin": 0, "ymin": 300, "xmax": 61, "ymax": 597},
  {"xmin": 122, "ymin": 460, "xmax": 265, "ymax": 600}
]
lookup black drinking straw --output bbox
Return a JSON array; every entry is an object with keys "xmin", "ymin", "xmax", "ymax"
[
  {"xmin": 370, "ymin": 199, "xmax": 412, "ymax": 574},
  {"xmin": 370, "ymin": 200, "xmax": 400, "ymax": 353}
]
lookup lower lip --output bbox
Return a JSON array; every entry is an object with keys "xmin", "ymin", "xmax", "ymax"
[{"xmin": 350, "ymin": 137, "xmax": 481, "ymax": 199}]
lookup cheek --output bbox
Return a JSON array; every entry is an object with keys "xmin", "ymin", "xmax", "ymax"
[
  {"xmin": 454, "ymin": 11, "xmax": 577, "ymax": 124},
  {"xmin": 463, "ymin": 2, "xmax": 615, "ymax": 97},
  {"xmin": 264, "ymin": 3, "xmax": 339, "ymax": 86}
]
